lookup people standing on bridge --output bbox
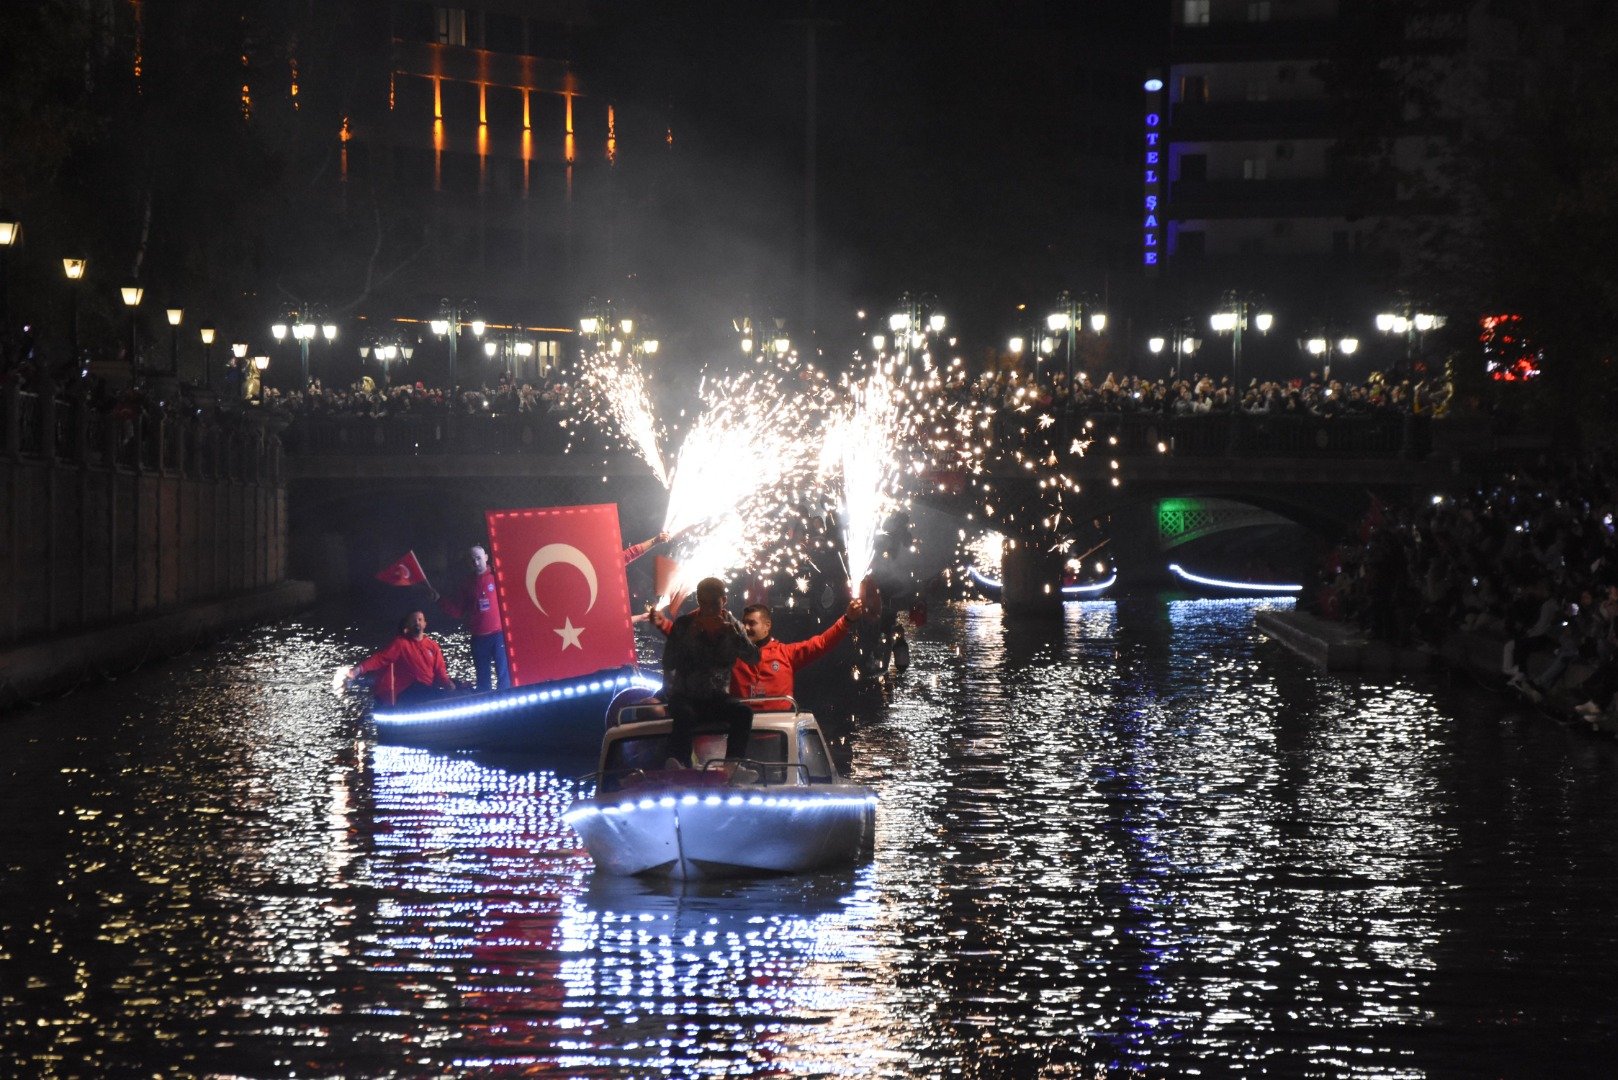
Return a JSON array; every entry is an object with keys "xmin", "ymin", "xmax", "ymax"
[
  {"xmin": 344, "ymin": 610, "xmax": 459, "ymax": 705},
  {"xmin": 429, "ymin": 544, "xmax": 508, "ymax": 691},
  {"xmin": 730, "ymin": 597, "xmax": 865, "ymax": 708},
  {"xmin": 661, "ymin": 577, "xmax": 761, "ymax": 772}
]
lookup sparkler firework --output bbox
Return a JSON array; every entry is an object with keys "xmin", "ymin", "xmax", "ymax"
[
  {"xmin": 656, "ymin": 366, "xmax": 826, "ymax": 601},
  {"xmin": 568, "ymin": 349, "xmax": 670, "ymax": 487},
  {"xmin": 822, "ymin": 362, "xmax": 915, "ymax": 589}
]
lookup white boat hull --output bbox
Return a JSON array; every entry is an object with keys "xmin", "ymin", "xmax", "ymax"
[{"xmin": 566, "ymin": 782, "xmax": 877, "ymax": 879}]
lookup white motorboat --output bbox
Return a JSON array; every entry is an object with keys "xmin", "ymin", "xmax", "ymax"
[{"xmin": 564, "ymin": 696, "xmax": 878, "ymax": 879}]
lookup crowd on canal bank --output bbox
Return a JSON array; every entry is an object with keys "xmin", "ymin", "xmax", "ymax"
[{"xmin": 1314, "ymin": 449, "xmax": 1618, "ymax": 725}]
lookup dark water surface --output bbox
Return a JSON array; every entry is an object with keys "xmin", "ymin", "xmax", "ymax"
[{"xmin": 4, "ymin": 598, "xmax": 1618, "ymax": 1076}]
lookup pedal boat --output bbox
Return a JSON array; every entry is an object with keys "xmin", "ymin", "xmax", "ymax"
[{"xmin": 564, "ymin": 696, "xmax": 877, "ymax": 879}]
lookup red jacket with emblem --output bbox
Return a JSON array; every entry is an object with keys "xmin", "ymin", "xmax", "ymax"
[
  {"xmin": 729, "ymin": 616, "xmax": 850, "ymax": 707},
  {"xmin": 438, "ymin": 570, "xmax": 502, "ymax": 637}
]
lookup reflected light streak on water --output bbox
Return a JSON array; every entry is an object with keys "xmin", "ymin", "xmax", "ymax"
[{"xmin": 3, "ymin": 600, "xmax": 1618, "ymax": 1075}]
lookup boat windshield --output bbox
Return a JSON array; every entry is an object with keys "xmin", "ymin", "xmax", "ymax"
[
  {"xmin": 797, "ymin": 728, "xmax": 834, "ymax": 783},
  {"xmin": 602, "ymin": 730, "xmax": 789, "ymax": 790}
]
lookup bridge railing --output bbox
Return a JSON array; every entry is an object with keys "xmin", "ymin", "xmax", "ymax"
[
  {"xmin": 281, "ymin": 411, "xmax": 568, "ymax": 455},
  {"xmin": 1, "ymin": 383, "xmax": 282, "ymax": 482},
  {"xmin": 271, "ymin": 406, "xmax": 1429, "ymax": 461},
  {"xmin": 1064, "ymin": 412, "xmax": 1429, "ymax": 458}
]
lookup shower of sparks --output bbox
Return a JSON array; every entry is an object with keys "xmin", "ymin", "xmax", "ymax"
[
  {"xmin": 821, "ymin": 360, "xmax": 922, "ymax": 589},
  {"xmin": 657, "ymin": 367, "xmax": 825, "ymax": 602},
  {"xmin": 566, "ymin": 348, "xmax": 670, "ymax": 487},
  {"xmin": 965, "ymin": 530, "xmax": 1007, "ymax": 579}
]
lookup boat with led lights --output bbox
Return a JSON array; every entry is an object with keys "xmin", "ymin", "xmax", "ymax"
[
  {"xmin": 966, "ymin": 566, "xmax": 1117, "ymax": 602},
  {"xmin": 564, "ymin": 695, "xmax": 878, "ymax": 878},
  {"xmin": 1165, "ymin": 562, "xmax": 1303, "ymax": 597},
  {"xmin": 369, "ymin": 666, "xmax": 663, "ymax": 755}
]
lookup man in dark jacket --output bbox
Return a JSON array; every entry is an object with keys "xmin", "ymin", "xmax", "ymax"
[{"xmin": 661, "ymin": 577, "xmax": 760, "ymax": 769}]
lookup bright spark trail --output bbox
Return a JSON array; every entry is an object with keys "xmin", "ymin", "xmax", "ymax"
[{"xmin": 566, "ymin": 349, "xmax": 670, "ymax": 487}]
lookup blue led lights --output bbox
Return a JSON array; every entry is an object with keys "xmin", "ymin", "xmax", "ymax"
[
  {"xmin": 374, "ymin": 672, "xmax": 663, "ymax": 726},
  {"xmin": 563, "ymin": 792, "xmax": 879, "ymax": 827},
  {"xmin": 968, "ymin": 566, "xmax": 1116, "ymax": 597},
  {"xmin": 1167, "ymin": 562, "xmax": 1302, "ymax": 594}
]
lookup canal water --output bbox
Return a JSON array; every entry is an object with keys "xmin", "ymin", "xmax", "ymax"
[{"xmin": 3, "ymin": 598, "xmax": 1617, "ymax": 1076}]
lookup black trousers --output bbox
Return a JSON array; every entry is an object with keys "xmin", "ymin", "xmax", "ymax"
[{"xmin": 666, "ymin": 694, "xmax": 754, "ymax": 766}]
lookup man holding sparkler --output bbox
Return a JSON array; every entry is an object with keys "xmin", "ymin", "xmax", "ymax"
[
  {"xmin": 661, "ymin": 577, "xmax": 761, "ymax": 772},
  {"xmin": 730, "ymin": 598, "xmax": 865, "ymax": 707}
]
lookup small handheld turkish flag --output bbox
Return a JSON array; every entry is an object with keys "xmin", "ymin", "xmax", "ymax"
[
  {"xmin": 376, "ymin": 550, "xmax": 430, "ymax": 588},
  {"xmin": 487, "ymin": 504, "xmax": 637, "ymax": 687}
]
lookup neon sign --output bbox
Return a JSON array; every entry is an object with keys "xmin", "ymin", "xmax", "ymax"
[{"xmin": 1143, "ymin": 75, "xmax": 1164, "ymax": 270}]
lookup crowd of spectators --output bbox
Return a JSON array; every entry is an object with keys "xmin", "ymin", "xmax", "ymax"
[
  {"xmin": 960, "ymin": 367, "xmax": 1455, "ymax": 418},
  {"xmin": 1314, "ymin": 451, "xmax": 1618, "ymax": 720},
  {"xmin": 257, "ymin": 376, "xmax": 564, "ymax": 418}
]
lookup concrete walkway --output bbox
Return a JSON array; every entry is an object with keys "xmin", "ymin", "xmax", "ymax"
[
  {"xmin": 1257, "ymin": 608, "xmax": 1618, "ymax": 739},
  {"xmin": 0, "ymin": 580, "xmax": 316, "ymax": 710}
]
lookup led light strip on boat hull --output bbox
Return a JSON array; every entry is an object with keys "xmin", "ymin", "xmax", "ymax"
[
  {"xmin": 967, "ymin": 567, "xmax": 1116, "ymax": 597},
  {"xmin": 1167, "ymin": 562, "xmax": 1302, "ymax": 594},
  {"xmin": 564, "ymin": 791, "xmax": 879, "ymax": 826},
  {"xmin": 373, "ymin": 672, "xmax": 663, "ymax": 726}
]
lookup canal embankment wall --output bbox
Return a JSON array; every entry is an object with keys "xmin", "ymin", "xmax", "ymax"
[
  {"xmin": 1, "ymin": 384, "xmax": 314, "ymax": 708},
  {"xmin": 1256, "ymin": 608, "xmax": 1508, "ymax": 677}
]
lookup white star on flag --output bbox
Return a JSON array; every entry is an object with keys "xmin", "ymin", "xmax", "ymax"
[{"xmin": 554, "ymin": 617, "xmax": 585, "ymax": 650}]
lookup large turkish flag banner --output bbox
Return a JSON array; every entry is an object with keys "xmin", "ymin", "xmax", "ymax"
[{"xmin": 486, "ymin": 504, "xmax": 636, "ymax": 687}]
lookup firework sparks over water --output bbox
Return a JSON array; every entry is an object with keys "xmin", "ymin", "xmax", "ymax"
[
  {"xmin": 566, "ymin": 349, "xmax": 670, "ymax": 487},
  {"xmin": 821, "ymin": 360, "xmax": 922, "ymax": 589},
  {"xmin": 657, "ymin": 366, "xmax": 826, "ymax": 602}
]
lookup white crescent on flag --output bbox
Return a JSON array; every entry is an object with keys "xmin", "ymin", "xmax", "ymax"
[{"xmin": 525, "ymin": 543, "xmax": 599, "ymax": 615}]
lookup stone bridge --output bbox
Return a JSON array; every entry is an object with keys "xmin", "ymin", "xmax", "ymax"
[{"xmin": 278, "ymin": 410, "xmax": 1488, "ymax": 595}]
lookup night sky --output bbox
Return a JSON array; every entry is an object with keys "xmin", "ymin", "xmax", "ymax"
[{"xmin": 578, "ymin": 1, "xmax": 1159, "ymax": 355}]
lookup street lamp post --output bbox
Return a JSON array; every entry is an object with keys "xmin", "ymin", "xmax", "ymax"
[
  {"xmin": 1305, "ymin": 333, "xmax": 1359, "ymax": 382},
  {"xmin": 888, "ymin": 293, "xmax": 944, "ymax": 362},
  {"xmin": 1147, "ymin": 320, "xmax": 1200, "ymax": 382},
  {"xmin": 434, "ymin": 300, "xmax": 482, "ymax": 396},
  {"xmin": 165, "ymin": 307, "xmax": 183, "ymax": 376},
  {"xmin": 1047, "ymin": 290, "xmax": 1107, "ymax": 389},
  {"xmin": 1375, "ymin": 306, "xmax": 1445, "ymax": 373},
  {"xmin": 231, "ymin": 342, "xmax": 248, "ymax": 400},
  {"xmin": 121, "ymin": 282, "xmax": 144, "ymax": 372},
  {"xmin": 1209, "ymin": 294, "xmax": 1273, "ymax": 407},
  {"xmin": 270, "ymin": 304, "xmax": 329, "ymax": 390},
  {"xmin": 252, "ymin": 354, "xmax": 270, "ymax": 403},
  {"xmin": 0, "ymin": 213, "xmax": 19, "ymax": 349},
  {"xmin": 199, "ymin": 324, "xmax": 216, "ymax": 389},
  {"xmin": 62, "ymin": 257, "xmax": 86, "ymax": 368}
]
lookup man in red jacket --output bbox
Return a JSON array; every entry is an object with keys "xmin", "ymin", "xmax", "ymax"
[
  {"xmin": 430, "ymin": 544, "xmax": 507, "ymax": 691},
  {"xmin": 729, "ymin": 597, "xmax": 865, "ymax": 708},
  {"xmin": 344, "ymin": 610, "xmax": 458, "ymax": 705}
]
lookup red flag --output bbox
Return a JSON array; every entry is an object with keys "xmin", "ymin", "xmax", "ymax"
[
  {"xmin": 376, "ymin": 550, "xmax": 429, "ymax": 588},
  {"xmin": 486, "ymin": 504, "xmax": 637, "ymax": 687}
]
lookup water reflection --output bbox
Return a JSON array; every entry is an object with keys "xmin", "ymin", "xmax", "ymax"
[{"xmin": 2, "ymin": 600, "xmax": 1617, "ymax": 1075}]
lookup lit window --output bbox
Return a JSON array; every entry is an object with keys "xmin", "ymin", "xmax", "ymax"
[
  {"xmin": 1183, "ymin": 0, "xmax": 1210, "ymax": 25},
  {"xmin": 1248, "ymin": 1, "xmax": 1272, "ymax": 20},
  {"xmin": 1243, "ymin": 157, "xmax": 1267, "ymax": 180},
  {"xmin": 435, "ymin": 7, "xmax": 468, "ymax": 46}
]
